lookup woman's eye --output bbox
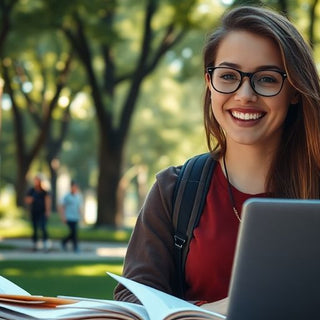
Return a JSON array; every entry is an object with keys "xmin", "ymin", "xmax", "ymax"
[
  {"xmin": 255, "ymin": 71, "xmax": 282, "ymax": 84},
  {"xmin": 258, "ymin": 76, "xmax": 277, "ymax": 83},
  {"xmin": 221, "ymin": 73, "xmax": 237, "ymax": 81}
]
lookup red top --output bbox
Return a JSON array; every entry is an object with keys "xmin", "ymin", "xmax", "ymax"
[{"xmin": 185, "ymin": 162, "xmax": 267, "ymax": 302}]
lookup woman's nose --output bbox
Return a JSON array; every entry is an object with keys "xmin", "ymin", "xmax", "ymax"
[{"xmin": 234, "ymin": 78, "xmax": 258, "ymax": 102}]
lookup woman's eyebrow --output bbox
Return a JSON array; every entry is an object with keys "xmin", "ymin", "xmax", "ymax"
[{"xmin": 217, "ymin": 61, "xmax": 284, "ymax": 71}]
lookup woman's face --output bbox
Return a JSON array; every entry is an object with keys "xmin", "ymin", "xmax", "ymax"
[{"xmin": 206, "ymin": 31, "xmax": 297, "ymax": 150}]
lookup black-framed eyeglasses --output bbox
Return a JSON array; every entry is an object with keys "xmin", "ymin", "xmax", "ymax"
[{"xmin": 206, "ymin": 66, "xmax": 287, "ymax": 97}]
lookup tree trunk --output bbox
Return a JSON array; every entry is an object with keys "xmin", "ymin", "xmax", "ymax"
[
  {"xmin": 48, "ymin": 163, "xmax": 58, "ymax": 212},
  {"xmin": 95, "ymin": 138, "xmax": 122, "ymax": 226},
  {"xmin": 15, "ymin": 162, "xmax": 29, "ymax": 207}
]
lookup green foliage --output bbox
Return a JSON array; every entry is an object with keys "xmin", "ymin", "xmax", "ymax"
[{"xmin": 59, "ymin": 116, "xmax": 98, "ymax": 190}]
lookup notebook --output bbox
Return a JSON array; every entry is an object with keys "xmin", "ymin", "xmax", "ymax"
[{"xmin": 226, "ymin": 198, "xmax": 320, "ymax": 320}]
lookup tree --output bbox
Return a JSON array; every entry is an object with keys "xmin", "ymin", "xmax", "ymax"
[
  {"xmin": 0, "ymin": 0, "xmax": 18, "ymax": 139},
  {"xmin": 307, "ymin": 0, "xmax": 320, "ymax": 48},
  {"xmin": 1, "ymin": 41, "xmax": 74, "ymax": 206},
  {"xmin": 0, "ymin": 0, "xmax": 17, "ymax": 52},
  {"xmin": 59, "ymin": 0, "xmax": 200, "ymax": 226}
]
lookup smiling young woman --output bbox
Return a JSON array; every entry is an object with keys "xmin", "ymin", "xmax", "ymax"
[
  {"xmin": 114, "ymin": 5, "xmax": 320, "ymax": 307},
  {"xmin": 205, "ymin": 30, "xmax": 298, "ymax": 194},
  {"xmin": 203, "ymin": 7, "xmax": 320, "ymax": 199}
]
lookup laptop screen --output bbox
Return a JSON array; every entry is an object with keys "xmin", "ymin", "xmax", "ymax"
[{"xmin": 227, "ymin": 198, "xmax": 320, "ymax": 320}]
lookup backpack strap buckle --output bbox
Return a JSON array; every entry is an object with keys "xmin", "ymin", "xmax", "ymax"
[{"xmin": 174, "ymin": 235, "xmax": 186, "ymax": 249}]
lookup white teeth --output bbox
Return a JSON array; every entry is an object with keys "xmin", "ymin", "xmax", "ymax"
[{"xmin": 231, "ymin": 111, "xmax": 263, "ymax": 120}]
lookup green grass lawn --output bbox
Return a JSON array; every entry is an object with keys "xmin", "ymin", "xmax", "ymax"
[
  {"xmin": 2, "ymin": 259, "xmax": 123, "ymax": 299},
  {"xmin": 0, "ymin": 207, "xmax": 133, "ymax": 253},
  {"xmin": 1, "ymin": 207, "xmax": 129, "ymax": 300},
  {"xmin": 0, "ymin": 213, "xmax": 132, "ymax": 243}
]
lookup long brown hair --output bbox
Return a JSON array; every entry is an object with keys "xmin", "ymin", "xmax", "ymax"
[{"xmin": 203, "ymin": 6, "xmax": 320, "ymax": 198}]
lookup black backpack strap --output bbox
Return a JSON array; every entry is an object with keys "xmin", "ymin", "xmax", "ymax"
[{"xmin": 172, "ymin": 152, "xmax": 216, "ymax": 298}]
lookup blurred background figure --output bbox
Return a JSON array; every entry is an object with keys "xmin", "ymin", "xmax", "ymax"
[
  {"xmin": 59, "ymin": 180, "xmax": 83, "ymax": 253},
  {"xmin": 24, "ymin": 174, "xmax": 51, "ymax": 252}
]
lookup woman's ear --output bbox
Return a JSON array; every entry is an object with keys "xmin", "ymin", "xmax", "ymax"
[{"xmin": 205, "ymin": 72, "xmax": 211, "ymax": 88}]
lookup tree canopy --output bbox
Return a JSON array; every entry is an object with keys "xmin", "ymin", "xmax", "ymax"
[{"xmin": 1, "ymin": 0, "xmax": 319, "ymax": 226}]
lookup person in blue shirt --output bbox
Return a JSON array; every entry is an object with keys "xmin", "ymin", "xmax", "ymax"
[{"xmin": 59, "ymin": 180, "xmax": 83, "ymax": 253}]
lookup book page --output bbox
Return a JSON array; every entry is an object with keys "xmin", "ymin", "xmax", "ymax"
[
  {"xmin": 0, "ymin": 275, "xmax": 150, "ymax": 320},
  {"xmin": 0, "ymin": 276, "xmax": 30, "ymax": 295},
  {"xmin": 200, "ymin": 298, "xmax": 228, "ymax": 317},
  {"xmin": 0, "ymin": 294, "xmax": 76, "ymax": 307},
  {"xmin": 58, "ymin": 296, "xmax": 149, "ymax": 319},
  {"xmin": 0, "ymin": 300, "xmax": 145, "ymax": 320},
  {"xmin": 108, "ymin": 272, "xmax": 226, "ymax": 320}
]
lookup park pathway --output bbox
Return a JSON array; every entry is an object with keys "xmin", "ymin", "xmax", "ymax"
[{"xmin": 0, "ymin": 238, "xmax": 127, "ymax": 260}]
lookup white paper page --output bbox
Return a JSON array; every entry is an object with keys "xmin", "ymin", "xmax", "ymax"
[
  {"xmin": 0, "ymin": 300, "xmax": 143, "ymax": 320},
  {"xmin": 107, "ymin": 272, "xmax": 226, "ymax": 320},
  {"xmin": 0, "ymin": 308, "xmax": 34, "ymax": 320},
  {"xmin": 58, "ymin": 296, "xmax": 149, "ymax": 319},
  {"xmin": 0, "ymin": 276, "xmax": 30, "ymax": 295}
]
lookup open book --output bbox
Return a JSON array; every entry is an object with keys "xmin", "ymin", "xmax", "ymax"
[{"xmin": 0, "ymin": 272, "xmax": 226, "ymax": 320}]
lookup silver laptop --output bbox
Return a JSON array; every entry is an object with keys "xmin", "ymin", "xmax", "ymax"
[{"xmin": 227, "ymin": 198, "xmax": 320, "ymax": 320}]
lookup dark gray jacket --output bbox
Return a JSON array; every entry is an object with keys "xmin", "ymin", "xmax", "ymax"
[{"xmin": 114, "ymin": 166, "xmax": 181, "ymax": 303}]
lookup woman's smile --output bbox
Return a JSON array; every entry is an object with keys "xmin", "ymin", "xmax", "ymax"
[{"xmin": 230, "ymin": 110, "xmax": 266, "ymax": 121}]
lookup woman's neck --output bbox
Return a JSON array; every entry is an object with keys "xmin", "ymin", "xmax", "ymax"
[{"xmin": 220, "ymin": 143, "xmax": 276, "ymax": 194}]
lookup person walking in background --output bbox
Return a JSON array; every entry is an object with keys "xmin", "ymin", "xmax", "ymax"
[
  {"xmin": 59, "ymin": 180, "xmax": 83, "ymax": 253},
  {"xmin": 24, "ymin": 174, "xmax": 51, "ymax": 252}
]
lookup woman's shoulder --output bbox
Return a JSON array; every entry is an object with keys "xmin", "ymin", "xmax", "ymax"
[
  {"xmin": 150, "ymin": 165, "xmax": 182, "ymax": 207},
  {"xmin": 156, "ymin": 165, "xmax": 182, "ymax": 185},
  {"xmin": 149, "ymin": 154, "xmax": 216, "ymax": 209},
  {"xmin": 155, "ymin": 153, "xmax": 216, "ymax": 186}
]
